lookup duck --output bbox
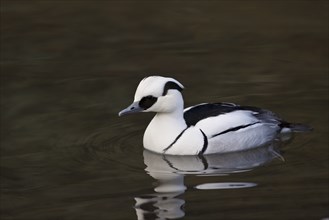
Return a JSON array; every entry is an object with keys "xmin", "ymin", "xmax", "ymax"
[{"xmin": 118, "ymin": 76, "xmax": 311, "ymax": 155}]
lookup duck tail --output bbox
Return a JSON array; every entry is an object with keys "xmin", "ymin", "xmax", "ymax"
[
  {"xmin": 281, "ymin": 121, "xmax": 313, "ymax": 132},
  {"xmin": 289, "ymin": 123, "xmax": 313, "ymax": 132}
]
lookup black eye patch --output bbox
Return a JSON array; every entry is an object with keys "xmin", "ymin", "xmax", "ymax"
[{"xmin": 139, "ymin": 96, "xmax": 158, "ymax": 110}]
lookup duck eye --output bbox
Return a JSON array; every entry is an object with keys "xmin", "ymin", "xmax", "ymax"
[{"xmin": 139, "ymin": 96, "xmax": 158, "ymax": 110}]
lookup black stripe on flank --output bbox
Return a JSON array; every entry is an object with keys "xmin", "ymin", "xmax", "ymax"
[
  {"xmin": 139, "ymin": 95, "xmax": 157, "ymax": 110},
  {"xmin": 162, "ymin": 81, "xmax": 183, "ymax": 96},
  {"xmin": 198, "ymin": 129, "xmax": 208, "ymax": 155},
  {"xmin": 212, "ymin": 122, "xmax": 260, "ymax": 138},
  {"xmin": 163, "ymin": 127, "xmax": 189, "ymax": 153}
]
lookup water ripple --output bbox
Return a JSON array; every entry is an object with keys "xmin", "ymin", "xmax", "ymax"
[{"xmin": 58, "ymin": 120, "xmax": 145, "ymax": 172}]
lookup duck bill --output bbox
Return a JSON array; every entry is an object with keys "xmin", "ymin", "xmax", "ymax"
[{"xmin": 118, "ymin": 102, "xmax": 143, "ymax": 116}]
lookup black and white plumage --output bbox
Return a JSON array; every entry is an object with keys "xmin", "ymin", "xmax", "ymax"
[{"xmin": 119, "ymin": 76, "xmax": 311, "ymax": 155}]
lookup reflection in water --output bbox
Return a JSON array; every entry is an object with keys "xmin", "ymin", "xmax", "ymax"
[
  {"xmin": 196, "ymin": 182, "xmax": 257, "ymax": 190},
  {"xmin": 134, "ymin": 142, "xmax": 284, "ymax": 219}
]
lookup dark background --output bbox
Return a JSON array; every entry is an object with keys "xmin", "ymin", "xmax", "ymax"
[{"xmin": 1, "ymin": 1, "xmax": 328, "ymax": 220}]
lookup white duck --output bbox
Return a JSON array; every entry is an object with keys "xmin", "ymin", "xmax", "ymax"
[{"xmin": 119, "ymin": 76, "xmax": 311, "ymax": 155}]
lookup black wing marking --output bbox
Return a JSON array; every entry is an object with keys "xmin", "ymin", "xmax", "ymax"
[
  {"xmin": 183, "ymin": 102, "xmax": 281, "ymax": 127},
  {"xmin": 184, "ymin": 103, "xmax": 240, "ymax": 126}
]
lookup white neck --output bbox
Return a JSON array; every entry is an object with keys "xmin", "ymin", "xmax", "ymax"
[{"xmin": 143, "ymin": 94, "xmax": 187, "ymax": 153}]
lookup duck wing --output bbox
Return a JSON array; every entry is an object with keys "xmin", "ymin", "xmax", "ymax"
[
  {"xmin": 183, "ymin": 104, "xmax": 276, "ymax": 145},
  {"xmin": 184, "ymin": 102, "xmax": 311, "ymax": 133},
  {"xmin": 183, "ymin": 102, "xmax": 274, "ymax": 126}
]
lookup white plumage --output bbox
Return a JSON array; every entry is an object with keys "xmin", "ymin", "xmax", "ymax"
[{"xmin": 119, "ymin": 76, "xmax": 311, "ymax": 155}]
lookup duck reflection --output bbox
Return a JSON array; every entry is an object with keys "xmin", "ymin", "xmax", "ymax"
[{"xmin": 134, "ymin": 142, "xmax": 284, "ymax": 219}]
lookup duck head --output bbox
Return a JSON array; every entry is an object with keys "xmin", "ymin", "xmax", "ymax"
[{"xmin": 119, "ymin": 76, "xmax": 184, "ymax": 116}]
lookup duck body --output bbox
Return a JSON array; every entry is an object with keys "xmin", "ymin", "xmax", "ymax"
[{"xmin": 119, "ymin": 76, "xmax": 311, "ymax": 155}]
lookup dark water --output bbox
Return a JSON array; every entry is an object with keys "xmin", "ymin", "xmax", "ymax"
[{"xmin": 1, "ymin": 1, "xmax": 328, "ymax": 220}]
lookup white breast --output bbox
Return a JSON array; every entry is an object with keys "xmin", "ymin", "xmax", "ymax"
[
  {"xmin": 163, "ymin": 127, "xmax": 204, "ymax": 155},
  {"xmin": 143, "ymin": 113, "xmax": 187, "ymax": 153}
]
